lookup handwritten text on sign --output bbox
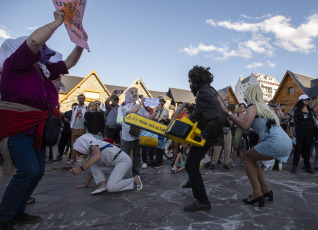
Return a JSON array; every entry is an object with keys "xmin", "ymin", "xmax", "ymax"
[
  {"xmin": 125, "ymin": 114, "xmax": 166, "ymax": 136},
  {"xmin": 53, "ymin": 0, "xmax": 90, "ymax": 51},
  {"xmin": 144, "ymin": 98, "xmax": 159, "ymax": 107}
]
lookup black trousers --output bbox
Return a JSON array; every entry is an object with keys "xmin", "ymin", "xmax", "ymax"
[
  {"xmin": 185, "ymin": 145, "xmax": 211, "ymax": 204},
  {"xmin": 294, "ymin": 127, "xmax": 314, "ymax": 169},
  {"xmin": 106, "ymin": 127, "xmax": 121, "ymax": 145},
  {"xmin": 58, "ymin": 131, "xmax": 71, "ymax": 158}
]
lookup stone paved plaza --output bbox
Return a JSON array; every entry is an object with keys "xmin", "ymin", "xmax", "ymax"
[{"xmin": 0, "ymin": 158, "xmax": 318, "ymax": 230}]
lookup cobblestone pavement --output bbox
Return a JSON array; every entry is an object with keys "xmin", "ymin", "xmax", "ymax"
[{"xmin": 0, "ymin": 157, "xmax": 318, "ymax": 230}]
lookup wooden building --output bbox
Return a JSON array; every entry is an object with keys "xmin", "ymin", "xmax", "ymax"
[{"xmin": 273, "ymin": 70, "xmax": 318, "ymax": 111}]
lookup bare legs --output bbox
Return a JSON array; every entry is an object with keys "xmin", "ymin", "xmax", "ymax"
[{"xmin": 241, "ymin": 148, "xmax": 272, "ymax": 201}]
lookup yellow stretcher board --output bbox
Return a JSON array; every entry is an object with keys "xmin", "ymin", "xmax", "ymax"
[{"xmin": 124, "ymin": 113, "xmax": 206, "ymax": 147}]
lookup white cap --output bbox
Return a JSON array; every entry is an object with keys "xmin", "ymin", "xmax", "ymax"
[{"xmin": 299, "ymin": 94, "xmax": 310, "ymax": 100}]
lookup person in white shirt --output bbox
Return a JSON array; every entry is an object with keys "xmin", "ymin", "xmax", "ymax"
[
  {"xmin": 69, "ymin": 134, "xmax": 143, "ymax": 193},
  {"xmin": 68, "ymin": 94, "xmax": 87, "ymax": 164},
  {"xmin": 121, "ymin": 87, "xmax": 157, "ymax": 177}
]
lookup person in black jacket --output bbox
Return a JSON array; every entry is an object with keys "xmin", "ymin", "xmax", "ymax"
[
  {"xmin": 84, "ymin": 102, "xmax": 105, "ymax": 140},
  {"xmin": 290, "ymin": 95, "xmax": 315, "ymax": 174},
  {"xmin": 183, "ymin": 65, "xmax": 226, "ymax": 212}
]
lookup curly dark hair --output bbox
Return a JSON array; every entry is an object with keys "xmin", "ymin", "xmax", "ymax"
[{"xmin": 188, "ymin": 65, "xmax": 214, "ymax": 87}]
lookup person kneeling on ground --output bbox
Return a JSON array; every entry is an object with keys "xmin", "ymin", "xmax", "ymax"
[{"xmin": 69, "ymin": 134, "xmax": 143, "ymax": 193}]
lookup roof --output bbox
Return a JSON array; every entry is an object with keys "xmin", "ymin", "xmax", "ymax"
[
  {"xmin": 310, "ymin": 79, "xmax": 318, "ymax": 97},
  {"xmin": 241, "ymin": 76, "xmax": 250, "ymax": 84},
  {"xmin": 221, "ymin": 86, "xmax": 230, "ymax": 92},
  {"xmin": 104, "ymin": 84, "xmax": 127, "ymax": 97},
  {"xmin": 60, "ymin": 75, "xmax": 84, "ymax": 94},
  {"xmin": 149, "ymin": 90, "xmax": 171, "ymax": 100},
  {"xmin": 168, "ymin": 87, "xmax": 195, "ymax": 104},
  {"xmin": 288, "ymin": 71, "xmax": 316, "ymax": 96}
]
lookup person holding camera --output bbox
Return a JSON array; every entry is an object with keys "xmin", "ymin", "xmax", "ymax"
[{"xmin": 105, "ymin": 91, "xmax": 121, "ymax": 145}]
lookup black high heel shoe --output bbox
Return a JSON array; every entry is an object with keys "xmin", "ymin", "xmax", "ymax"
[
  {"xmin": 242, "ymin": 195, "xmax": 264, "ymax": 207},
  {"xmin": 263, "ymin": 190, "xmax": 273, "ymax": 201},
  {"xmin": 249, "ymin": 190, "xmax": 274, "ymax": 201}
]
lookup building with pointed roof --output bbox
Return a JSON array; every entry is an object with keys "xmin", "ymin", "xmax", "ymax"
[
  {"xmin": 58, "ymin": 70, "xmax": 239, "ymax": 116},
  {"xmin": 273, "ymin": 70, "xmax": 318, "ymax": 111}
]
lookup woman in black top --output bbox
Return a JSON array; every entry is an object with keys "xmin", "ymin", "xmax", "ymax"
[
  {"xmin": 291, "ymin": 95, "xmax": 315, "ymax": 174},
  {"xmin": 84, "ymin": 102, "xmax": 105, "ymax": 140}
]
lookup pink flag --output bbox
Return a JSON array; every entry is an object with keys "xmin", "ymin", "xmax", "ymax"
[{"xmin": 52, "ymin": 0, "xmax": 90, "ymax": 51}]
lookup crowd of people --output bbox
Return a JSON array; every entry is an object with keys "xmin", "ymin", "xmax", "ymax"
[{"xmin": 0, "ymin": 9, "xmax": 317, "ymax": 230}]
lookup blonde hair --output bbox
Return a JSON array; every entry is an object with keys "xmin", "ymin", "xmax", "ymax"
[{"xmin": 245, "ymin": 85, "xmax": 280, "ymax": 125}]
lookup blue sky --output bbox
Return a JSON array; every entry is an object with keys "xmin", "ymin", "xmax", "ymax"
[{"xmin": 1, "ymin": 0, "xmax": 318, "ymax": 92}]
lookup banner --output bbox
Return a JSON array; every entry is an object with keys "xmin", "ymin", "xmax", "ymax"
[
  {"xmin": 52, "ymin": 0, "xmax": 90, "ymax": 51},
  {"xmin": 124, "ymin": 113, "xmax": 167, "ymax": 136}
]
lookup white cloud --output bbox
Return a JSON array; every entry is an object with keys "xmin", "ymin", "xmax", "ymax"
[
  {"xmin": 267, "ymin": 60, "xmax": 276, "ymax": 68},
  {"xmin": 26, "ymin": 26, "xmax": 38, "ymax": 30},
  {"xmin": 244, "ymin": 34, "xmax": 274, "ymax": 56},
  {"xmin": 0, "ymin": 25, "xmax": 10, "ymax": 39},
  {"xmin": 245, "ymin": 62, "xmax": 263, "ymax": 69},
  {"xmin": 207, "ymin": 13, "xmax": 318, "ymax": 53},
  {"xmin": 180, "ymin": 42, "xmax": 252, "ymax": 60}
]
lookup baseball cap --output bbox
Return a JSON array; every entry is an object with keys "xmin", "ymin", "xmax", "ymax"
[
  {"xmin": 158, "ymin": 96, "xmax": 166, "ymax": 101},
  {"xmin": 299, "ymin": 94, "xmax": 310, "ymax": 100}
]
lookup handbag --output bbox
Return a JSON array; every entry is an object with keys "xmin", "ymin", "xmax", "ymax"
[
  {"xmin": 116, "ymin": 105, "xmax": 123, "ymax": 125},
  {"xmin": 129, "ymin": 126, "xmax": 141, "ymax": 137},
  {"xmin": 43, "ymin": 110, "xmax": 61, "ymax": 146},
  {"xmin": 139, "ymin": 130, "xmax": 158, "ymax": 147}
]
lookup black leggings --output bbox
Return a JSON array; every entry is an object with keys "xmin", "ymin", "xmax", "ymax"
[{"xmin": 293, "ymin": 128, "xmax": 314, "ymax": 169}]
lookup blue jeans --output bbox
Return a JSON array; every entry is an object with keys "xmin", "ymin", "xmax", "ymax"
[
  {"xmin": 0, "ymin": 133, "xmax": 46, "ymax": 221},
  {"xmin": 311, "ymin": 143, "xmax": 318, "ymax": 168}
]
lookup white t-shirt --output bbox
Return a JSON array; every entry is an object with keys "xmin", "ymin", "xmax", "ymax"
[
  {"xmin": 73, "ymin": 134, "xmax": 123, "ymax": 166},
  {"xmin": 121, "ymin": 103, "xmax": 149, "ymax": 141}
]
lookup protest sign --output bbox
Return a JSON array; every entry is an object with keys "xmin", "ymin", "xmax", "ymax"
[
  {"xmin": 144, "ymin": 98, "xmax": 159, "ymax": 107},
  {"xmin": 52, "ymin": 0, "xmax": 89, "ymax": 51}
]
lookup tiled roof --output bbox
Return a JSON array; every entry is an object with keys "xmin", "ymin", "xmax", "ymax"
[
  {"xmin": 148, "ymin": 90, "xmax": 171, "ymax": 100},
  {"xmin": 288, "ymin": 71, "xmax": 315, "ymax": 96},
  {"xmin": 168, "ymin": 87, "xmax": 195, "ymax": 104},
  {"xmin": 60, "ymin": 74, "xmax": 83, "ymax": 94},
  {"xmin": 104, "ymin": 84, "xmax": 127, "ymax": 96}
]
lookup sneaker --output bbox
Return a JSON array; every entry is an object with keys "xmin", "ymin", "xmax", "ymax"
[
  {"xmin": 217, "ymin": 160, "xmax": 222, "ymax": 165},
  {"xmin": 182, "ymin": 181, "xmax": 192, "ymax": 188},
  {"xmin": 291, "ymin": 166, "xmax": 297, "ymax": 174},
  {"xmin": 210, "ymin": 165, "xmax": 216, "ymax": 170},
  {"xmin": 12, "ymin": 212, "xmax": 42, "ymax": 224},
  {"xmin": 223, "ymin": 165, "xmax": 230, "ymax": 170},
  {"xmin": 231, "ymin": 162, "xmax": 236, "ymax": 167},
  {"xmin": 184, "ymin": 200, "xmax": 211, "ymax": 212},
  {"xmin": 0, "ymin": 220, "xmax": 15, "ymax": 230},
  {"xmin": 66, "ymin": 158, "xmax": 76, "ymax": 165},
  {"xmin": 141, "ymin": 163, "xmax": 148, "ymax": 169},
  {"xmin": 305, "ymin": 168, "xmax": 315, "ymax": 174},
  {"xmin": 240, "ymin": 162, "xmax": 244, "ymax": 167},
  {"xmin": 91, "ymin": 186, "xmax": 107, "ymax": 195}
]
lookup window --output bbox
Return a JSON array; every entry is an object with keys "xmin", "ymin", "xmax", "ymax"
[
  {"xmin": 85, "ymin": 91, "xmax": 100, "ymax": 101},
  {"xmin": 288, "ymin": 87, "xmax": 294, "ymax": 94}
]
